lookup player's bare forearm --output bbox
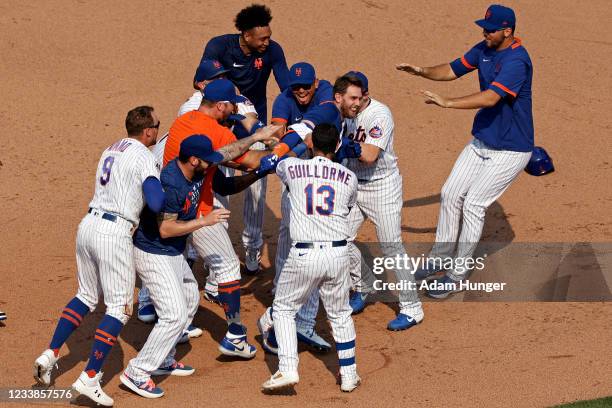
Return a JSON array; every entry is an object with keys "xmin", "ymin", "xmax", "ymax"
[
  {"xmin": 214, "ymin": 172, "xmax": 264, "ymax": 196},
  {"xmin": 158, "ymin": 210, "xmax": 230, "ymax": 238},
  {"xmin": 397, "ymin": 63, "xmax": 457, "ymax": 81},
  {"xmin": 422, "ymin": 89, "xmax": 501, "ymax": 109},
  {"xmin": 359, "ymin": 143, "xmax": 381, "ymax": 164}
]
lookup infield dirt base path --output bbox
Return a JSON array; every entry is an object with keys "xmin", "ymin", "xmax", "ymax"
[{"xmin": 1, "ymin": 1, "xmax": 611, "ymax": 407}]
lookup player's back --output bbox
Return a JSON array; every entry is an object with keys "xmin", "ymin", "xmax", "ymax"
[
  {"xmin": 89, "ymin": 137, "xmax": 159, "ymax": 225},
  {"xmin": 277, "ymin": 156, "xmax": 357, "ymax": 242}
]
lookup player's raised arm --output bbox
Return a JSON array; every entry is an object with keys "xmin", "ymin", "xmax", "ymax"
[{"xmin": 396, "ymin": 63, "xmax": 457, "ymax": 81}]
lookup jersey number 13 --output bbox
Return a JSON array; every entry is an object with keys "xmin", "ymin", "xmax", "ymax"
[{"xmin": 304, "ymin": 183, "xmax": 335, "ymax": 216}]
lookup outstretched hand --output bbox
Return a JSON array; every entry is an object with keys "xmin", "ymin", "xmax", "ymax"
[
  {"xmin": 396, "ymin": 63, "xmax": 423, "ymax": 76},
  {"xmin": 421, "ymin": 90, "xmax": 449, "ymax": 108},
  {"xmin": 200, "ymin": 208, "xmax": 231, "ymax": 227}
]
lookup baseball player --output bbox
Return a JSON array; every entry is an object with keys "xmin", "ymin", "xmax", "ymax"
[
  {"xmin": 396, "ymin": 4, "xmax": 533, "ymax": 297},
  {"xmin": 138, "ymin": 59, "xmax": 264, "ymax": 332},
  {"xmin": 258, "ymin": 62, "xmax": 336, "ymax": 352},
  {"xmin": 164, "ymin": 79, "xmax": 279, "ymax": 358},
  {"xmin": 261, "ymin": 124, "xmax": 360, "ymax": 393},
  {"xmin": 202, "ymin": 4, "xmax": 290, "ymax": 273},
  {"xmin": 340, "ymin": 71, "xmax": 424, "ymax": 331},
  {"xmin": 257, "ymin": 74, "xmax": 363, "ymax": 354},
  {"xmin": 33, "ymin": 106, "xmax": 164, "ymax": 406},
  {"xmin": 123, "ymin": 135, "xmax": 269, "ymax": 398}
]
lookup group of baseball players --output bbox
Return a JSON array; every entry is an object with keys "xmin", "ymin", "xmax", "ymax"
[{"xmin": 32, "ymin": 3, "xmax": 537, "ymax": 405}]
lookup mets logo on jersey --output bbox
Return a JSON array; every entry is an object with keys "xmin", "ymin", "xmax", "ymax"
[
  {"xmin": 369, "ymin": 125, "xmax": 383, "ymax": 139},
  {"xmin": 254, "ymin": 58, "xmax": 263, "ymax": 70}
]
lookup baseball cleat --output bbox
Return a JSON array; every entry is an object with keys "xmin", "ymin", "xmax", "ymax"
[
  {"xmin": 203, "ymin": 290, "xmax": 221, "ymax": 306},
  {"xmin": 245, "ymin": 248, "xmax": 262, "ymax": 276},
  {"xmin": 413, "ymin": 262, "xmax": 445, "ymax": 282},
  {"xmin": 177, "ymin": 331, "xmax": 190, "ymax": 345},
  {"xmin": 72, "ymin": 371, "xmax": 114, "ymax": 406},
  {"xmin": 186, "ymin": 324, "xmax": 203, "ymax": 338},
  {"xmin": 387, "ymin": 313, "xmax": 423, "ymax": 331},
  {"xmin": 152, "ymin": 361, "xmax": 195, "ymax": 377},
  {"xmin": 219, "ymin": 335, "xmax": 257, "ymax": 359},
  {"xmin": 33, "ymin": 349, "xmax": 59, "ymax": 386},
  {"xmin": 340, "ymin": 375, "xmax": 362, "ymax": 392},
  {"xmin": 296, "ymin": 327, "xmax": 331, "ymax": 352},
  {"xmin": 261, "ymin": 371, "xmax": 299, "ymax": 392},
  {"xmin": 426, "ymin": 275, "xmax": 464, "ymax": 299},
  {"xmin": 120, "ymin": 372, "xmax": 164, "ymax": 399},
  {"xmin": 257, "ymin": 308, "xmax": 278, "ymax": 354},
  {"xmin": 137, "ymin": 304, "xmax": 157, "ymax": 324},
  {"xmin": 0, "ymin": 310, "xmax": 6, "ymax": 321},
  {"xmin": 349, "ymin": 291, "xmax": 368, "ymax": 315}
]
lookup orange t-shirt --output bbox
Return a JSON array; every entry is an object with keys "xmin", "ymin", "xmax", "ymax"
[{"xmin": 164, "ymin": 110, "xmax": 245, "ymax": 216}]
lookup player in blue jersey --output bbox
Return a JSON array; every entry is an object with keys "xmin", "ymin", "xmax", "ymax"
[
  {"xmin": 201, "ymin": 3, "xmax": 289, "ymax": 273},
  {"xmin": 271, "ymin": 62, "xmax": 333, "ymax": 129},
  {"xmin": 396, "ymin": 4, "xmax": 534, "ymax": 298}
]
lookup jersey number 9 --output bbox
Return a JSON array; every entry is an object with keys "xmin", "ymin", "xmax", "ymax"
[
  {"xmin": 100, "ymin": 156, "xmax": 115, "ymax": 186},
  {"xmin": 304, "ymin": 183, "xmax": 335, "ymax": 216}
]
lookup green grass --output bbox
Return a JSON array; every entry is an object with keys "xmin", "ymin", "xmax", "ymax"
[{"xmin": 552, "ymin": 397, "xmax": 612, "ymax": 408}]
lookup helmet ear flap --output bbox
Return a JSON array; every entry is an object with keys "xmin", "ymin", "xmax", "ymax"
[{"xmin": 525, "ymin": 146, "xmax": 554, "ymax": 176}]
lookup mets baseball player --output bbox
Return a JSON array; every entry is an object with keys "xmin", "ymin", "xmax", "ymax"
[
  {"xmin": 202, "ymin": 4, "xmax": 290, "ymax": 273},
  {"xmin": 164, "ymin": 79, "xmax": 279, "ymax": 358},
  {"xmin": 257, "ymin": 74, "xmax": 363, "ymax": 354},
  {"xmin": 396, "ymin": 4, "xmax": 533, "ymax": 297},
  {"xmin": 340, "ymin": 71, "xmax": 424, "ymax": 331},
  {"xmin": 262, "ymin": 124, "xmax": 361, "ymax": 393},
  {"xmin": 33, "ymin": 106, "xmax": 164, "ymax": 406},
  {"xmin": 264, "ymin": 62, "xmax": 335, "ymax": 351},
  {"xmin": 138, "ymin": 59, "xmax": 264, "ymax": 330}
]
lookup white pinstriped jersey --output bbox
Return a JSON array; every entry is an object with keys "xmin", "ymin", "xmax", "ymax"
[
  {"xmin": 88, "ymin": 138, "xmax": 160, "ymax": 225},
  {"xmin": 178, "ymin": 91, "xmax": 258, "ymax": 117},
  {"xmin": 343, "ymin": 98, "xmax": 398, "ymax": 180},
  {"xmin": 276, "ymin": 157, "xmax": 357, "ymax": 242}
]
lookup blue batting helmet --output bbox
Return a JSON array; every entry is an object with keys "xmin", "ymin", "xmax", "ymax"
[{"xmin": 525, "ymin": 146, "xmax": 554, "ymax": 176}]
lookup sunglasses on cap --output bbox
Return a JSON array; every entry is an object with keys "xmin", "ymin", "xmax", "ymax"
[
  {"xmin": 483, "ymin": 27, "xmax": 508, "ymax": 34},
  {"xmin": 291, "ymin": 83, "xmax": 313, "ymax": 91}
]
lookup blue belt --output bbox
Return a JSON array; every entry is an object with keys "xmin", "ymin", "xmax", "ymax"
[
  {"xmin": 294, "ymin": 240, "xmax": 347, "ymax": 249},
  {"xmin": 88, "ymin": 207, "xmax": 117, "ymax": 223}
]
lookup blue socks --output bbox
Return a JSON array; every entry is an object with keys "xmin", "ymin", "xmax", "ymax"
[
  {"xmin": 84, "ymin": 314, "xmax": 123, "ymax": 377},
  {"xmin": 218, "ymin": 280, "xmax": 241, "ymax": 327},
  {"xmin": 49, "ymin": 297, "xmax": 90, "ymax": 355}
]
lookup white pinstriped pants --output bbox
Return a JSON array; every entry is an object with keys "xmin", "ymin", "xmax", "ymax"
[
  {"xmin": 273, "ymin": 245, "xmax": 356, "ymax": 377},
  {"xmin": 242, "ymin": 142, "xmax": 268, "ymax": 251},
  {"xmin": 274, "ymin": 186, "xmax": 321, "ymax": 331},
  {"xmin": 346, "ymin": 171, "xmax": 421, "ymax": 314},
  {"xmin": 126, "ymin": 248, "xmax": 199, "ymax": 381},
  {"xmin": 430, "ymin": 138, "xmax": 532, "ymax": 279},
  {"xmin": 75, "ymin": 213, "xmax": 135, "ymax": 325},
  {"xmin": 192, "ymin": 222, "xmax": 241, "ymax": 285}
]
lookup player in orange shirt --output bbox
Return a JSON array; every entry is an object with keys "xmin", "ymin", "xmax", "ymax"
[{"xmin": 165, "ymin": 78, "xmax": 279, "ymax": 358}]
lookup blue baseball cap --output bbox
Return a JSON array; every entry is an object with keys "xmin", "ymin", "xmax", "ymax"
[
  {"xmin": 203, "ymin": 79, "xmax": 239, "ymax": 103},
  {"xmin": 288, "ymin": 62, "xmax": 316, "ymax": 86},
  {"xmin": 344, "ymin": 71, "xmax": 368, "ymax": 93},
  {"xmin": 194, "ymin": 59, "xmax": 229, "ymax": 82},
  {"xmin": 475, "ymin": 4, "xmax": 516, "ymax": 31},
  {"xmin": 180, "ymin": 134, "xmax": 224, "ymax": 164}
]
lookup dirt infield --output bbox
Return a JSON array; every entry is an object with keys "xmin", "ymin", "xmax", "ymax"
[{"xmin": 1, "ymin": 1, "xmax": 611, "ymax": 407}]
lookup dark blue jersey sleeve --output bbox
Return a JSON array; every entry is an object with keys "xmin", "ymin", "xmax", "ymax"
[
  {"xmin": 489, "ymin": 58, "xmax": 529, "ymax": 99},
  {"xmin": 202, "ymin": 36, "xmax": 226, "ymax": 64},
  {"xmin": 271, "ymin": 91, "xmax": 292, "ymax": 123},
  {"xmin": 450, "ymin": 42, "xmax": 484, "ymax": 77},
  {"xmin": 302, "ymin": 102, "xmax": 342, "ymax": 131},
  {"xmin": 314, "ymin": 80, "xmax": 334, "ymax": 103},
  {"xmin": 270, "ymin": 42, "xmax": 289, "ymax": 91}
]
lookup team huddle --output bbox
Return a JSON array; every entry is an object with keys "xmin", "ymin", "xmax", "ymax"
[{"xmin": 32, "ymin": 3, "xmax": 540, "ymax": 405}]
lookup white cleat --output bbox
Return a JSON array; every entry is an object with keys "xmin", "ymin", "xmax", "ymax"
[
  {"xmin": 33, "ymin": 349, "xmax": 58, "ymax": 386},
  {"xmin": 218, "ymin": 335, "xmax": 257, "ymax": 359},
  {"xmin": 71, "ymin": 371, "xmax": 114, "ymax": 406},
  {"xmin": 340, "ymin": 375, "xmax": 362, "ymax": 392},
  {"xmin": 186, "ymin": 325, "xmax": 203, "ymax": 338},
  {"xmin": 261, "ymin": 371, "xmax": 299, "ymax": 392}
]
